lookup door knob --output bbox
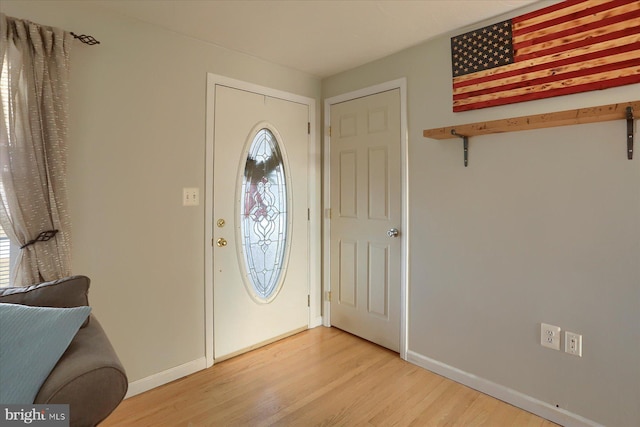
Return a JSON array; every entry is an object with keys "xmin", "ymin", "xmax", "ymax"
[
  {"xmin": 387, "ymin": 228, "xmax": 399, "ymax": 238},
  {"xmin": 216, "ymin": 237, "xmax": 228, "ymax": 247}
]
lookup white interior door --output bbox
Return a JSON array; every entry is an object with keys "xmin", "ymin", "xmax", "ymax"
[
  {"xmin": 330, "ymin": 88, "xmax": 401, "ymax": 352},
  {"xmin": 213, "ymin": 85, "xmax": 309, "ymax": 361}
]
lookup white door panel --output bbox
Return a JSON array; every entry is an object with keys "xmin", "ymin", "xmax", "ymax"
[
  {"xmin": 330, "ymin": 89, "xmax": 401, "ymax": 352},
  {"xmin": 213, "ymin": 85, "xmax": 309, "ymax": 360}
]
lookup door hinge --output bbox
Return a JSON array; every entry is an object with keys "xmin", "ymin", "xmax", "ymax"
[
  {"xmin": 326, "ymin": 290, "xmax": 332, "ymax": 301},
  {"xmin": 307, "ymin": 294, "xmax": 310, "ymax": 307},
  {"xmin": 308, "ymin": 122, "xmax": 311, "ymax": 134},
  {"xmin": 308, "ymin": 208, "xmax": 310, "ymax": 221},
  {"xmin": 329, "ymin": 126, "xmax": 332, "ymax": 137}
]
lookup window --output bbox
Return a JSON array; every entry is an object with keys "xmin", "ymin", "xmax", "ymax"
[
  {"xmin": 0, "ymin": 224, "xmax": 12, "ymax": 287},
  {"xmin": 239, "ymin": 127, "xmax": 290, "ymax": 302},
  {"xmin": 0, "ymin": 47, "xmax": 15, "ymax": 287}
]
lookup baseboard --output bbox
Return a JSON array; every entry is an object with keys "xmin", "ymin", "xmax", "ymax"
[
  {"xmin": 130, "ymin": 321, "xmax": 322, "ymax": 398},
  {"xmin": 124, "ymin": 357, "xmax": 207, "ymax": 399},
  {"xmin": 406, "ymin": 350, "xmax": 603, "ymax": 427},
  {"xmin": 310, "ymin": 315, "xmax": 323, "ymax": 328}
]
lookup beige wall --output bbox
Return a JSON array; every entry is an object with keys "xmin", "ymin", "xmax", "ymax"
[
  {"xmin": 0, "ymin": 1, "xmax": 321, "ymax": 383},
  {"xmin": 323, "ymin": 5, "xmax": 639, "ymax": 427}
]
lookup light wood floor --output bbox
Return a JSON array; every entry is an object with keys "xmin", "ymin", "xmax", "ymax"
[{"xmin": 102, "ymin": 327, "xmax": 559, "ymax": 426}]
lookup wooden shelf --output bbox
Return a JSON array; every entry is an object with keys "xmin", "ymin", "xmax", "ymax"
[{"xmin": 423, "ymin": 100, "xmax": 639, "ymax": 140}]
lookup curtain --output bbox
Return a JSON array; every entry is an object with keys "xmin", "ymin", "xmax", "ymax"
[{"xmin": 0, "ymin": 14, "xmax": 73, "ymax": 286}]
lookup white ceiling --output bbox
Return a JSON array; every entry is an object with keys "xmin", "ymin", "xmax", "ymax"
[{"xmin": 88, "ymin": 0, "xmax": 541, "ymax": 78}]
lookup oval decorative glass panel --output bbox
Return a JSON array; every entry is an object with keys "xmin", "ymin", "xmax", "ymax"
[{"xmin": 239, "ymin": 127, "xmax": 289, "ymax": 302}]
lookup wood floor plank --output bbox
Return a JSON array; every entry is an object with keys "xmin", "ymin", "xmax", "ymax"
[{"xmin": 102, "ymin": 327, "xmax": 559, "ymax": 426}]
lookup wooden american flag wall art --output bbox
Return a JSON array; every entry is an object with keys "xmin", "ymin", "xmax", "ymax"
[{"xmin": 450, "ymin": 0, "xmax": 640, "ymax": 112}]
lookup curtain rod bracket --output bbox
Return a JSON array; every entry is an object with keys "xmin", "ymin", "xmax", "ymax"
[
  {"xmin": 451, "ymin": 129, "xmax": 469, "ymax": 167},
  {"xmin": 627, "ymin": 106, "xmax": 634, "ymax": 160},
  {"xmin": 70, "ymin": 32, "xmax": 100, "ymax": 45}
]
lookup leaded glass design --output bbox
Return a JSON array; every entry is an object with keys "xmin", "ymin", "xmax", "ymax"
[{"xmin": 240, "ymin": 128, "xmax": 289, "ymax": 301}]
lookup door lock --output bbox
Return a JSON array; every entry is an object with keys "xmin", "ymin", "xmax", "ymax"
[{"xmin": 216, "ymin": 237, "xmax": 228, "ymax": 247}]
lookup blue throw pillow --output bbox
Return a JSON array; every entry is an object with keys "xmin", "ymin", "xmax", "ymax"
[{"xmin": 0, "ymin": 303, "xmax": 91, "ymax": 404}]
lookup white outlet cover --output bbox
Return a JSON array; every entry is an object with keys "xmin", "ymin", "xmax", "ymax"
[
  {"xmin": 565, "ymin": 331, "xmax": 582, "ymax": 357},
  {"xmin": 541, "ymin": 323, "xmax": 561, "ymax": 351}
]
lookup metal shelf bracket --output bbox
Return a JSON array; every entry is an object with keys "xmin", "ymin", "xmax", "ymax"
[
  {"xmin": 627, "ymin": 106, "xmax": 634, "ymax": 160},
  {"xmin": 451, "ymin": 129, "xmax": 469, "ymax": 167}
]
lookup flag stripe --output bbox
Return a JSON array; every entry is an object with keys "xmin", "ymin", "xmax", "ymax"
[
  {"xmin": 511, "ymin": 0, "xmax": 598, "ymax": 25},
  {"xmin": 514, "ymin": 18, "xmax": 640, "ymax": 61},
  {"xmin": 454, "ymin": 57, "xmax": 640, "ymax": 99},
  {"xmin": 453, "ymin": 73, "xmax": 640, "ymax": 111},
  {"xmin": 454, "ymin": 32, "xmax": 640, "ymax": 87},
  {"xmin": 513, "ymin": 8, "xmax": 640, "ymax": 56},
  {"xmin": 512, "ymin": 0, "xmax": 633, "ymax": 37},
  {"xmin": 451, "ymin": 0, "xmax": 640, "ymax": 112}
]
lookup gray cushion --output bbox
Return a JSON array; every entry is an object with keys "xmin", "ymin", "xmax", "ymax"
[{"xmin": 0, "ymin": 276, "xmax": 90, "ymax": 327}]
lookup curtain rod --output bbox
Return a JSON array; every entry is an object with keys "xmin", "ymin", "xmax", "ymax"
[{"xmin": 70, "ymin": 32, "xmax": 100, "ymax": 45}]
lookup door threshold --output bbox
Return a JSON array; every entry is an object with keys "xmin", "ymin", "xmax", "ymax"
[{"xmin": 214, "ymin": 325, "xmax": 308, "ymax": 363}]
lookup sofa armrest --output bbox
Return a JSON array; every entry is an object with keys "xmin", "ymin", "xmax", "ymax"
[
  {"xmin": 0, "ymin": 276, "xmax": 91, "ymax": 328},
  {"xmin": 35, "ymin": 315, "xmax": 128, "ymax": 427}
]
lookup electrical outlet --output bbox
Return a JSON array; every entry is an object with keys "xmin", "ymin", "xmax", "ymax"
[
  {"xmin": 541, "ymin": 323, "xmax": 561, "ymax": 350},
  {"xmin": 565, "ymin": 331, "xmax": 582, "ymax": 357},
  {"xmin": 183, "ymin": 188, "xmax": 199, "ymax": 206}
]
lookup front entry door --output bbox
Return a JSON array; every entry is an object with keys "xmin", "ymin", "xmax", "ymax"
[
  {"xmin": 213, "ymin": 85, "xmax": 309, "ymax": 361},
  {"xmin": 330, "ymin": 89, "xmax": 401, "ymax": 352}
]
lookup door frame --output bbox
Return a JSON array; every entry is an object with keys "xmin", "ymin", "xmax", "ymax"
[
  {"xmin": 205, "ymin": 74, "xmax": 320, "ymax": 368},
  {"xmin": 323, "ymin": 78, "xmax": 409, "ymax": 359}
]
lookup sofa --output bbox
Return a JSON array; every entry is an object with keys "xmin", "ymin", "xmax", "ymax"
[{"xmin": 0, "ymin": 275, "xmax": 128, "ymax": 426}]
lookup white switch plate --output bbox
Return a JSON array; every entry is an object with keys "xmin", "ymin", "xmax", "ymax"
[
  {"xmin": 541, "ymin": 323, "xmax": 561, "ymax": 351},
  {"xmin": 183, "ymin": 188, "xmax": 199, "ymax": 206},
  {"xmin": 565, "ymin": 331, "xmax": 582, "ymax": 357}
]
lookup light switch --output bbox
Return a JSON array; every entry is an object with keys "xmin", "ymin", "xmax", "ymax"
[{"xmin": 183, "ymin": 188, "xmax": 199, "ymax": 206}]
